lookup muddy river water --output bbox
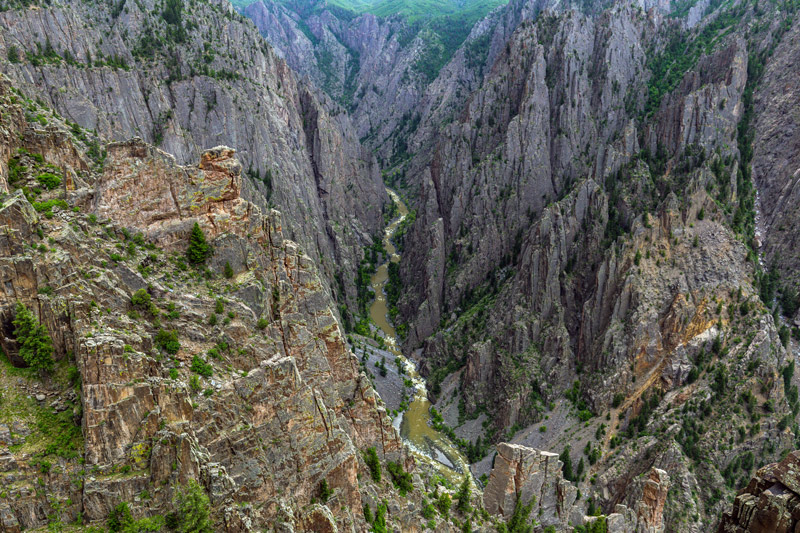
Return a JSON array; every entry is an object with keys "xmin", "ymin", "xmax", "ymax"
[{"xmin": 368, "ymin": 189, "xmax": 472, "ymax": 482}]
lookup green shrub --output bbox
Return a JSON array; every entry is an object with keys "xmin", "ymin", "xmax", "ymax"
[
  {"xmin": 173, "ymin": 480, "xmax": 213, "ymax": 533},
  {"xmin": 34, "ymin": 398, "xmax": 82, "ymax": 458},
  {"xmin": 421, "ymin": 497, "xmax": 435, "ymax": 520},
  {"xmin": 107, "ymin": 502, "xmax": 133, "ymax": 532},
  {"xmin": 612, "ymin": 392, "xmax": 624, "ymax": 408},
  {"xmin": 190, "ymin": 355, "xmax": 212, "ymax": 378},
  {"xmin": 129, "ymin": 515, "xmax": 165, "ymax": 531},
  {"xmin": 363, "ymin": 504, "xmax": 373, "ymax": 523},
  {"xmin": 7, "ymin": 45, "xmax": 20, "ymax": 63},
  {"xmin": 496, "ymin": 496, "xmax": 535, "ymax": 533},
  {"xmin": 223, "ymin": 261, "xmax": 233, "ymax": 279},
  {"xmin": 319, "ymin": 479, "xmax": 332, "ymax": 502},
  {"xmin": 36, "ymin": 172, "xmax": 61, "ymax": 190},
  {"xmin": 256, "ymin": 317, "xmax": 268, "ymax": 330},
  {"xmin": 32, "ymin": 198, "xmax": 68, "ymax": 217},
  {"xmin": 372, "ymin": 502, "xmax": 387, "ymax": 533},
  {"xmin": 363, "ymin": 447, "xmax": 381, "ymax": 482},
  {"xmin": 12, "ymin": 302, "xmax": 54, "ymax": 372},
  {"xmin": 154, "ymin": 329, "xmax": 180, "ymax": 354},
  {"xmin": 436, "ymin": 492, "xmax": 451, "ymax": 516},
  {"xmin": 165, "ymin": 303, "xmax": 179, "ymax": 320},
  {"xmin": 130, "ymin": 288, "xmax": 151, "ymax": 307},
  {"xmin": 587, "ymin": 516, "xmax": 608, "ymax": 533},
  {"xmin": 387, "ymin": 461, "xmax": 413, "ymax": 495}
]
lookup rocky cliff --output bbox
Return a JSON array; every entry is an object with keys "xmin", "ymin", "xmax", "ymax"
[
  {"xmin": 483, "ymin": 442, "xmax": 670, "ymax": 532},
  {"xmin": 0, "ymin": 0, "xmax": 388, "ymax": 315},
  {"xmin": 718, "ymin": 450, "xmax": 800, "ymax": 532},
  {"xmin": 751, "ymin": 19, "xmax": 800, "ymax": 321},
  {"xmin": 2, "ymin": 0, "xmax": 800, "ymax": 529},
  {"xmin": 243, "ymin": 0, "xmax": 468, "ymax": 163},
  {"xmin": 389, "ymin": 0, "xmax": 800, "ymax": 530},
  {"xmin": 0, "ymin": 76, "xmax": 458, "ymax": 532}
]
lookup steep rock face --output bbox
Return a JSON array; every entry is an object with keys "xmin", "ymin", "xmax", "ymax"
[
  {"xmin": 244, "ymin": 0, "xmax": 439, "ymax": 162},
  {"xmin": 244, "ymin": 0, "xmax": 600, "ymax": 164},
  {"xmin": 91, "ymin": 142, "xmax": 247, "ymax": 249},
  {"xmin": 401, "ymin": 3, "xmax": 651, "ymax": 348},
  {"xmin": 718, "ymin": 451, "xmax": 800, "ymax": 533},
  {"xmin": 0, "ymin": 0, "xmax": 387, "ymax": 311},
  {"xmin": 483, "ymin": 443, "xmax": 578, "ymax": 530},
  {"xmin": 402, "ymin": 0, "xmax": 551, "ymax": 162},
  {"xmin": 752, "ymin": 21, "xmax": 800, "ymax": 312},
  {"xmin": 483, "ymin": 442, "xmax": 670, "ymax": 532},
  {"xmin": 645, "ymin": 39, "xmax": 747, "ymax": 157},
  {"xmin": 391, "ymin": 1, "xmax": 800, "ymax": 531},
  {"xmin": 0, "ymin": 79, "xmax": 425, "ymax": 532},
  {"xmin": 611, "ymin": 467, "xmax": 670, "ymax": 533},
  {"xmin": 406, "ymin": 0, "xmax": 673, "ymax": 166}
]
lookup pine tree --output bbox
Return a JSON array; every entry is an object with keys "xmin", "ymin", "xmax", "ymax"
[
  {"xmin": 576, "ymin": 457, "xmax": 585, "ymax": 479},
  {"xmin": 174, "ymin": 480, "xmax": 213, "ymax": 533},
  {"xmin": 497, "ymin": 496, "xmax": 535, "ymax": 533},
  {"xmin": 223, "ymin": 261, "xmax": 234, "ymax": 279},
  {"xmin": 456, "ymin": 476, "xmax": 471, "ymax": 513},
  {"xmin": 107, "ymin": 502, "xmax": 133, "ymax": 532},
  {"xmin": 319, "ymin": 479, "xmax": 332, "ymax": 502},
  {"xmin": 13, "ymin": 302, "xmax": 54, "ymax": 373},
  {"xmin": 7, "ymin": 45, "xmax": 20, "ymax": 64},
  {"xmin": 372, "ymin": 502, "xmax": 388, "ymax": 533},
  {"xmin": 560, "ymin": 446, "xmax": 574, "ymax": 481},
  {"xmin": 364, "ymin": 447, "xmax": 381, "ymax": 482},
  {"xmin": 186, "ymin": 222, "xmax": 211, "ymax": 265},
  {"xmin": 363, "ymin": 504, "xmax": 373, "ymax": 524}
]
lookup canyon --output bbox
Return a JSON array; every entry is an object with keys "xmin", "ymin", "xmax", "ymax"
[{"xmin": 1, "ymin": 0, "xmax": 800, "ymax": 530}]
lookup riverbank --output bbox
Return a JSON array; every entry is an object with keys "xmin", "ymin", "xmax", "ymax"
[{"xmin": 357, "ymin": 188, "xmax": 474, "ymax": 484}]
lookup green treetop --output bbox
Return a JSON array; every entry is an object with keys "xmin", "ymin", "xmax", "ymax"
[
  {"xmin": 186, "ymin": 222, "xmax": 212, "ymax": 265},
  {"xmin": 13, "ymin": 301, "xmax": 54, "ymax": 373}
]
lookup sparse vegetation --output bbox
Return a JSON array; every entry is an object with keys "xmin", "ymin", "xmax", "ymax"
[
  {"xmin": 364, "ymin": 447, "xmax": 381, "ymax": 482},
  {"xmin": 154, "ymin": 329, "xmax": 180, "ymax": 355},
  {"xmin": 12, "ymin": 302, "xmax": 54, "ymax": 373},
  {"xmin": 171, "ymin": 480, "xmax": 212, "ymax": 533}
]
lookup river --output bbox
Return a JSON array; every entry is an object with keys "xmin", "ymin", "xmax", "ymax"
[{"xmin": 368, "ymin": 189, "xmax": 472, "ymax": 483}]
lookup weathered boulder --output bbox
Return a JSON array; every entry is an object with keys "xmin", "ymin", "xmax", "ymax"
[
  {"xmin": 483, "ymin": 443, "xmax": 577, "ymax": 530},
  {"xmin": 484, "ymin": 443, "xmax": 670, "ymax": 532},
  {"xmin": 719, "ymin": 451, "xmax": 800, "ymax": 533},
  {"xmin": 92, "ymin": 139, "xmax": 254, "ymax": 250}
]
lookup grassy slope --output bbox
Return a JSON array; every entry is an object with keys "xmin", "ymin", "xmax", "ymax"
[
  {"xmin": 361, "ymin": 0, "xmax": 507, "ymax": 22},
  {"xmin": 234, "ymin": 0, "xmax": 507, "ymax": 25}
]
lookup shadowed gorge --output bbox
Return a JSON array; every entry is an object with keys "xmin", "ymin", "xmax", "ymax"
[{"xmin": 1, "ymin": 0, "xmax": 800, "ymax": 530}]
